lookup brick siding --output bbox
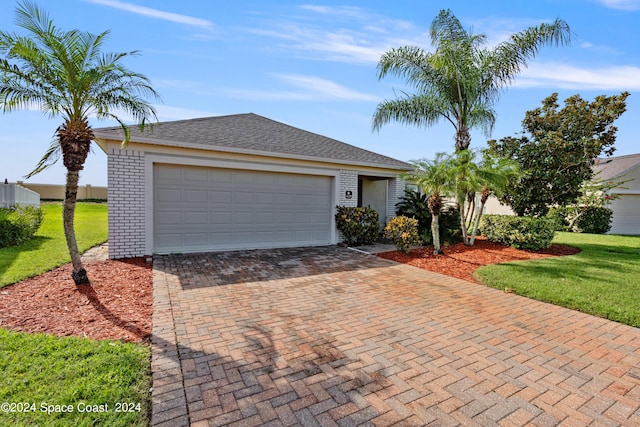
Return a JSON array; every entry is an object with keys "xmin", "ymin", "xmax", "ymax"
[
  {"xmin": 108, "ymin": 148, "xmax": 146, "ymax": 258},
  {"xmin": 386, "ymin": 177, "xmax": 406, "ymax": 223}
]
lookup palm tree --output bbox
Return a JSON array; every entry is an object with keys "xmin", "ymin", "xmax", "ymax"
[
  {"xmin": 468, "ymin": 152, "xmax": 521, "ymax": 245},
  {"xmin": 372, "ymin": 9, "xmax": 571, "ymax": 151},
  {"xmin": 0, "ymin": 1, "xmax": 159, "ymax": 284},
  {"xmin": 402, "ymin": 153, "xmax": 454, "ymax": 254},
  {"xmin": 449, "ymin": 150, "xmax": 482, "ymax": 245}
]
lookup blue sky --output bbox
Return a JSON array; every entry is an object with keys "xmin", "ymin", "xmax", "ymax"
[{"xmin": 1, "ymin": 0, "xmax": 639, "ymax": 186}]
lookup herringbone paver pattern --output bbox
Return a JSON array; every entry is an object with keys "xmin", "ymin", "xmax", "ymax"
[{"xmin": 151, "ymin": 246, "xmax": 640, "ymax": 426}]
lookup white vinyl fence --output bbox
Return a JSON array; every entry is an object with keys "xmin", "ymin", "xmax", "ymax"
[{"xmin": 0, "ymin": 182, "xmax": 40, "ymax": 208}]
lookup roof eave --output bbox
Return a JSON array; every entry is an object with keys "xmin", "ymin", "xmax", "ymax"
[{"xmin": 94, "ymin": 133, "xmax": 413, "ymax": 172}]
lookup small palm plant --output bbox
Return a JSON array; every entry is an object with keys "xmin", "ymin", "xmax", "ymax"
[
  {"xmin": 402, "ymin": 153, "xmax": 454, "ymax": 254},
  {"xmin": 0, "ymin": 1, "xmax": 159, "ymax": 284}
]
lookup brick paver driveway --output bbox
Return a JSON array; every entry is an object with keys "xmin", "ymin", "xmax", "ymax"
[{"xmin": 151, "ymin": 246, "xmax": 640, "ymax": 426}]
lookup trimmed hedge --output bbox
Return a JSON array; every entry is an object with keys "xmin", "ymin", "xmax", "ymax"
[
  {"xmin": 480, "ymin": 214, "xmax": 555, "ymax": 250},
  {"xmin": 574, "ymin": 206, "xmax": 613, "ymax": 234},
  {"xmin": 0, "ymin": 204, "xmax": 43, "ymax": 248},
  {"xmin": 335, "ymin": 206, "xmax": 380, "ymax": 246},
  {"xmin": 547, "ymin": 206, "xmax": 613, "ymax": 234}
]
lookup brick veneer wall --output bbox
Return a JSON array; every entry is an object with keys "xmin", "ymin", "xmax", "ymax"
[
  {"xmin": 386, "ymin": 177, "xmax": 406, "ymax": 223},
  {"xmin": 338, "ymin": 169, "xmax": 358, "ymax": 207},
  {"xmin": 108, "ymin": 148, "xmax": 146, "ymax": 259}
]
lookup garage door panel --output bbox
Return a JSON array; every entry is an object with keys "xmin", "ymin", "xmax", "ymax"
[
  {"xmin": 154, "ymin": 164, "xmax": 333, "ymax": 253},
  {"xmin": 156, "ymin": 164, "xmax": 182, "ymax": 182},
  {"xmin": 209, "ymin": 190, "xmax": 232, "ymax": 203},
  {"xmin": 184, "ymin": 211, "xmax": 208, "ymax": 225},
  {"xmin": 156, "ymin": 188, "xmax": 182, "ymax": 203},
  {"xmin": 234, "ymin": 191, "xmax": 255, "ymax": 204},
  {"xmin": 185, "ymin": 189, "xmax": 208, "ymax": 203},
  {"xmin": 157, "ymin": 211, "xmax": 182, "ymax": 225}
]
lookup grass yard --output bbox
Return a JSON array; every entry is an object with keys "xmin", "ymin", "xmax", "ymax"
[
  {"xmin": 0, "ymin": 330, "xmax": 150, "ymax": 427},
  {"xmin": 0, "ymin": 202, "xmax": 108, "ymax": 287},
  {"xmin": 475, "ymin": 232, "xmax": 640, "ymax": 328},
  {"xmin": 1, "ymin": 202, "xmax": 151, "ymax": 426}
]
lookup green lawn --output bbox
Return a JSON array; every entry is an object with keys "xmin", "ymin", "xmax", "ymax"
[
  {"xmin": 0, "ymin": 202, "xmax": 151, "ymax": 426},
  {"xmin": 475, "ymin": 232, "xmax": 640, "ymax": 328},
  {"xmin": 0, "ymin": 202, "xmax": 108, "ymax": 287},
  {"xmin": 0, "ymin": 330, "xmax": 150, "ymax": 427}
]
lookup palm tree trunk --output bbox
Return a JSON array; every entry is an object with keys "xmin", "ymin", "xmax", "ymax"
[
  {"xmin": 64, "ymin": 170, "xmax": 89, "ymax": 285},
  {"xmin": 431, "ymin": 213, "xmax": 442, "ymax": 255},
  {"xmin": 459, "ymin": 202, "xmax": 470, "ymax": 245},
  {"xmin": 469, "ymin": 199, "xmax": 487, "ymax": 246}
]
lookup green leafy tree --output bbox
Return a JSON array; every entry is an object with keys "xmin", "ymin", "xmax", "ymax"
[
  {"xmin": 402, "ymin": 153, "xmax": 455, "ymax": 254},
  {"xmin": 488, "ymin": 92, "xmax": 629, "ymax": 216},
  {"xmin": 372, "ymin": 9, "xmax": 570, "ymax": 151},
  {"xmin": 0, "ymin": 1, "xmax": 159, "ymax": 284}
]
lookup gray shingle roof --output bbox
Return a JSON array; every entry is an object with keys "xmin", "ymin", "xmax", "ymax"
[
  {"xmin": 94, "ymin": 113, "xmax": 412, "ymax": 170},
  {"xmin": 594, "ymin": 153, "xmax": 640, "ymax": 180}
]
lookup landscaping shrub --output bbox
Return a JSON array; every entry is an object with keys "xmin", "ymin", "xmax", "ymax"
[
  {"xmin": 0, "ymin": 204, "xmax": 43, "ymax": 248},
  {"xmin": 384, "ymin": 216, "xmax": 422, "ymax": 253},
  {"xmin": 335, "ymin": 205, "xmax": 380, "ymax": 245},
  {"xmin": 395, "ymin": 190, "xmax": 462, "ymax": 245},
  {"xmin": 574, "ymin": 206, "xmax": 613, "ymax": 234},
  {"xmin": 546, "ymin": 207, "xmax": 571, "ymax": 231},
  {"xmin": 480, "ymin": 214, "xmax": 555, "ymax": 250}
]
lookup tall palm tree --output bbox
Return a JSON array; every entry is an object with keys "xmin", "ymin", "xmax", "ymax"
[
  {"xmin": 402, "ymin": 153, "xmax": 454, "ymax": 254},
  {"xmin": 0, "ymin": 1, "xmax": 159, "ymax": 284},
  {"xmin": 372, "ymin": 9, "xmax": 571, "ymax": 151}
]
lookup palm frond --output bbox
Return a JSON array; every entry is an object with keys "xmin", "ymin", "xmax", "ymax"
[{"xmin": 24, "ymin": 137, "xmax": 60, "ymax": 178}]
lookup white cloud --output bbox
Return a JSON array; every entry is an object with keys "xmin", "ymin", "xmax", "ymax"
[
  {"xmin": 84, "ymin": 0, "xmax": 214, "ymax": 30},
  {"xmin": 276, "ymin": 74, "xmax": 378, "ymax": 101},
  {"xmin": 250, "ymin": 6, "xmax": 427, "ymax": 64},
  {"xmin": 514, "ymin": 62, "xmax": 640, "ymax": 90},
  {"xmin": 595, "ymin": 0, "xmax": 640, "ymax": 10},
  {"xmin": 227, "ymin": 74, "xmax": 377, "ymax": 102}
]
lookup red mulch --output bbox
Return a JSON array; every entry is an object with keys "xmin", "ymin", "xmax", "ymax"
[
  {"xmin": 0, "ymin": 259, "xmax": 152, "ymax": 343},
  {"xmin": 377, "ymin": 237, "xmax": 580, "ymax": 283},
  {"xmin": 0, "ymin": 239, "xmax": 579, "ymax": 343}
]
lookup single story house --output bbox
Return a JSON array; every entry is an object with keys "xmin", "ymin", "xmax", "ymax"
[
  {"xmin": 594, "ymin": 153, "xmax": 640, "ymax": 235},
  {"xmin": 483, "ymin": 153, "xmax": 640, "ymax": 235},
  {"xmin": 94, "ymin": 113, "xmax": 412, "ymax": 258}
]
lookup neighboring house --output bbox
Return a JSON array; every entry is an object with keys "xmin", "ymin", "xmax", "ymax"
[
  {"xmin": 94, "ymin": 113, "xmax": 412, "ymax": 258},
  {"xmin": 482, "ymin": 153, "xmax": 640, "ymax": 236},
  {"xmin": 594, "ymin": 153, "xmax": 640, "ymax": 235}
]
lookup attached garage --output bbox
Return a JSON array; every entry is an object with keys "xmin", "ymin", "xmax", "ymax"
[
  {"xmin": 94, "ymin": 113, "xmax": 412, "ymax": 258},
  {"xmin": 153, "ymin": 164, "xmax": 332, "ymax": 253}
]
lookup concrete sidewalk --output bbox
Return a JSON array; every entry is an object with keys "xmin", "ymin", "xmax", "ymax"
[{"xmin": 150, "ymin": 246, "xmax": 640, "ymax": 426}]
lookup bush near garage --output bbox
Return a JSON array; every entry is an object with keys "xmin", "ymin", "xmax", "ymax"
[
  {"xmin": 335, "ymin": 205, "xmax": 380, "ymax": 246},
  {"xmin": 0, "ymin": 204, "xmax": 43, "ymax": 248},
  {"xmin": 384, "ymin": 216, "xmax": 422, "ymax": 253},
  {"xmin": 480, "ymin": 214, "xmax": 555, "ymax": 250}
]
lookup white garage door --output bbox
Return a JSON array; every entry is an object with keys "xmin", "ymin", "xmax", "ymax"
[
  {"xmin": 153, "ymin": 164, "xmax": 333, "ymax": 253},
  {"xmin": 609, "ymin": 194, "xmax": 640, "ymax": 235}
]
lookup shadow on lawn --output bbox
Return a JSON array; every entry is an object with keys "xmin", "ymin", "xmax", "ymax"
[{"xmin": 0, "ymin": 235, "xmax": 52, "ymax": 287}]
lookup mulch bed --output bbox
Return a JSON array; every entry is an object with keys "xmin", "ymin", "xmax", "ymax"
[
  {"xmin": 0, "ymin": 258, "xmax": 152, "ymax": 343},
  {"xmin": 0, "ymin": 239, "xmax": 580, "ymax": 343},
  {"xmin": 377, "ymin": 237, "xmax": 580, "ymax": 283}
]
